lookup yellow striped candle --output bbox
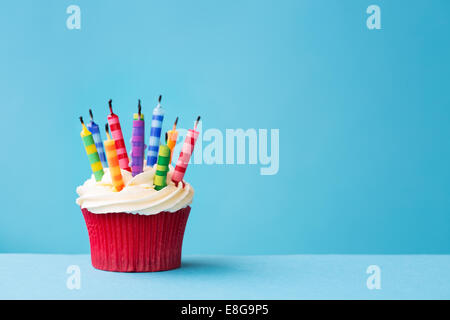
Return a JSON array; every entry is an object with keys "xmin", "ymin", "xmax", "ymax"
[
  {"xmin": 167, "ymin": 117, "xmax": 178, "ymax": 164},
  {"xmin": 80, "ymin": 117, "xmax": 104, "ymax": 182},
  {"xmin": 104, "ymin": 124, "xmax": 125, "ymax": 192}
]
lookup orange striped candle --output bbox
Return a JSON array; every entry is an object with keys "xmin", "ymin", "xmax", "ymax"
[
  {"xmin": 104, "ymin": 123, "xmax": 125, "ymax": 192},
  {"xmin": 167, "ymin": 117, "xmax": 179, "ymax": 164}
]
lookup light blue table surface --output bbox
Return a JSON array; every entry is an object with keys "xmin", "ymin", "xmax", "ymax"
[{"xmin": 0, "ymin": 254, "xmax": 449, "ymax": 299}]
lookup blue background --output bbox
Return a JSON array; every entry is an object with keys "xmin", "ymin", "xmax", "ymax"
[{"xmin": 0, "ymin": 0, "xmax": 449, "ymax": 254}]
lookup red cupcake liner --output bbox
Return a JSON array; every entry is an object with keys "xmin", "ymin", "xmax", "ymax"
[{"xmin": 81, "ymin": 206, "xmax": 190, "ymax": 272}]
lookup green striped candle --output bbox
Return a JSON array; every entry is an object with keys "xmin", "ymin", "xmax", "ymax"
[
  {"xmin": 153, "ymin": 145, "xmax": 171, "ymax": 190},
  {"xmin": 80, "ymin": 117, "xmax": 104, "ymax": 182}
]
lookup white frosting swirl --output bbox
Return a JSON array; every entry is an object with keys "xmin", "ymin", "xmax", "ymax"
[{"xmin": 76, "ymin": 166, "xmax": 194, "ymax": 215}]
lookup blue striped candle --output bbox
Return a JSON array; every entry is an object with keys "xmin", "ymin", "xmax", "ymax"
[
  {"xmin": 146, "ymin": 95, "xmax": 165, "ymax": 167},
  {"xmin": 87, "ymin": 109, "xmax": 108, "ymax": 168}
]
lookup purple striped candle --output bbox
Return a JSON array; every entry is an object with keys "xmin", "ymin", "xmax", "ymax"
[{"xmin": 131, "ymin": 100, "xmax": 145, "ymax": 177}]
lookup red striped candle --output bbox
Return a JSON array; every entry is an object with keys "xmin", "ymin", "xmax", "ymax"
[
  {"xmin": 171, "ymin": 117, "xmax": 200, "ymax": 185},
  {"xmin": 107, "ymin": 99, "xmax": 131, "ymax": 172}
]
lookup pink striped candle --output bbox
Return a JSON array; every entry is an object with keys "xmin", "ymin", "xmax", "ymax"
[
  {"xmin": 171, "ymin": 116, "xmax": 200, "ymax": 185},
  {"xmin": 107, "ymin": 99, "xmax": 131, "ymax": 172}
]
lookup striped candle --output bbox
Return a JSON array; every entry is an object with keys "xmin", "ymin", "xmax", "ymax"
[
  {"xmin": 146, "ymin": 95, "xmax": 165, "ymax": 167},
  {"xmin": 79, "ymin": 117, "xmax": 104, "ymax": 182},
  {"xmin": 107, "ymin": 99, "xmax": 131, "ymax": 172},
  {"xmin": 171, "ymin": 117, "xmax": 200, "ymax": 185},
  {"xmin": 87, "ymin": 109, "xmax": 108, "ymax": 168},
  {"xmin": 104, "ymin": 124, "xmax": 125, "ymax": 192},
  {"xmin": 130, "ymin": 100, "xmax": 145, "ymax": 177},
  {"xmin": 167, "ymin": 117, "xmax": 179, "ymax": 164},
  {"xmin": 153, "ymin": 144, "xmax": 171, "ymax": 191}
]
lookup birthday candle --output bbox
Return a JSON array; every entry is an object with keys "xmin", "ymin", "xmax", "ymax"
[
  {"xmin": 107, "ymin": 99, "xmax": 131, "ymax": 172},
  {"xmin": 79, "ymin": 117, "xmax": 104, "ymax": 182},
  {"xmin": 87, "ymin": 109, "xmax": 108, "ymax": 168},
  {"xmin": 153, "ymin": 134, "xmax": 171, "ymax": 191},
  {"xmin": 104, "ymin": 124, "xmax": 125, "ymax": 192},
  {"xmin": 146, "ymin": 95, "xmax": 164, "ymax": 167},
  {"xmin": 130, "ymin": 100, "xmax": 145, "ymax": 177},
  {"xmin": 167, "ymin": 117, "xmax": 179, "ymax": 164},
  {"xmin": 172, "ymin": 116, "xmax": 200, "ymax": 185}
]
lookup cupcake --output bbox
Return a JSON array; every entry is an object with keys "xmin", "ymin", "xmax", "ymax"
[
  {"xmin": 76, "ymin": 166, "xmax": 194, "ymax": 272},
  {"xmin": 77, "ymin": 98, "xmax": 200, "ymax": 272}
]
